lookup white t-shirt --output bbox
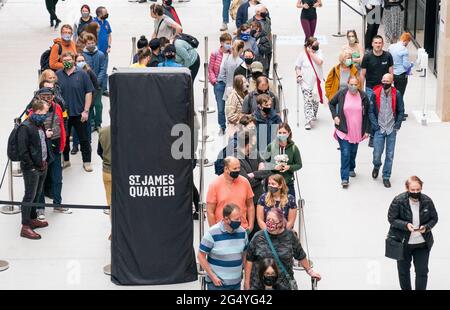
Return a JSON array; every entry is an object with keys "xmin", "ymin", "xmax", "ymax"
[
  {"xmin": 154, "ymin": 15, "xmax": 179, "ymax": 41},
  {"xmin": 248, "ymin": 3, "xmax": 257, "ymax": 20},
  {"xmin": 408, "ymin": 199, "xmax": 426, "ymax": 245},
  {"xmin": 295, "ymin": 49, "xmax": 323, "ymax": 90}
]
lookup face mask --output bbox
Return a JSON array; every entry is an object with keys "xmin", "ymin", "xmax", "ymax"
[
  {"xmin": 262, "ymin": 107, "xmax": 272, "ymax": 114},
  {"xmin": 63, "ymin": 61, "xmax": 74, "ymax": 70},
  {"xmin": 383, "ymin": 83, "xmax": 391, "ymax": 90},
  {"xmin": 86, "ymin": 44, "xmax": 96, "ymax": 52},
  {"xmin": 223, "ymin": 43, "xmax": 232, "ymax": 51},
  {"xmin": 277, "ymin": 134, "xmax": 288, "ymax": 142},
  {"xmin": 257, "ymin": 89, "xmax": 267, "ymax": 95},
  {"xmin": 250, "ymin": 29, "xmax": 257, "ymax": 37},
  {"xmin": 103, "ymin": 13, "xmax": 109, "ymax": 19},
  {"xmin": 268, "ymin": 186, "xmax": 279, "ymax": 193},
  {"xmin": 244, "ymin": 58, "xmax": 254, "ymax": 65},
  {"xmin": 164, "ymin": 0, "xmax": 173, "ymax": 6},
  {"xmin": 348, "ymin": 85, "xmax": 358, "ymax": 94},
  {"xmin": 408, "ymin": 192, "xmax": 421, "ymax": 200},
  {"xmin": 266, "ymin": 219, "xmax": 278, "ymax": 232},
  {"xmin": 348, "ymin": 37, "xmax": 356, "ymax": 44},
  {"xmin": 263, "ymin": 275, "xmax": 277, "ymax": 287},
  {"xmin": 62, "ymin": 34, "xmax": 72, "ymax": 42},
  {"xmin": 76, "ymin": 61, "xmax": 86, "ymax": 70},
  {"xmin": 229, "ymin": 171, "xmax": 240, "ymax": 179},
  {"xmin": 260, "ymin": 12, "xmax": 268, "ymax": 18},
  {"xmin": 229, "ymin": 220, "xmax": 241, "ymax": 230},
  {"xmin": 311, "ymin": 45, "xmax": 319, "ymax": 51},
  {"xmin": 240, "ymin": 33, "xmax": 250, "ymax": 42},
  {"xmin": 30, "ymin": 113, "xmax": 47, "ymax": 125},
  {"xmin": 345, "ymin": 59, "xmax": 352, "ymax": 67},
  {"xmin": 81, "ymin": 12, "xmax": 90, "ymax": 19}
]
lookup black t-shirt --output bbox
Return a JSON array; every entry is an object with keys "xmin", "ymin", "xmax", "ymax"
[
  {"xmin": 361, "ymin": 51, "xmax": 393, "ymax": 88},
  {"xmin": 300, "ymin": 0, "xmax": 318, "ymax": 20}
]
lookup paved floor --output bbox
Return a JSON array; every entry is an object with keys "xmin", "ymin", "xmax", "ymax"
[{"xmin": 0, "ymin": 0, "xmax": 449, "ymax": 290}]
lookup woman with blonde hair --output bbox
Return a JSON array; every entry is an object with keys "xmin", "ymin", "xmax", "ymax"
[
  {"xmin": 225, "ymin": 74, "xmax": 249, "ymax": 137},
  {"xmin": 256, "ymin": 174, "xmax": 297, "ymax": 230},
  {"xmin": 341, "ymin": 30, "xmax": 364, "ymax": 72},
  {"xmin": 325, "ymin": 50, "xmax": 360, "ymax": 101}
]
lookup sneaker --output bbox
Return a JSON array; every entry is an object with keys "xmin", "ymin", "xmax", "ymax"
[
  {"xmin": 383, "ymin": 179, "xmax": 391, "ymax": 188},
  {"xmin": 372, "ymin": 167, "xmax": 379, "ymax": 179},
  {"xmin": 192, "ymin": 212, "xmax": 199, "ymax": 220},
  {"xmin": 62, "ymin": 161, "xmax": 71, "ymax": 169},
  {"xmin": 102, "ymin": 90, "xmax": 110, "ymax": 97},
  {"xmin": 83, "ymin": 162, "xmax": 93, "ymax": 172},
  {"xmin": 220, "ymin": 23, "xmax": 228, "ymax": 31},
  {"xmin": 71, "ymin": 145, "xmax": 79, "ymax": 155},
  {"xmin": 304, "ymin": 122, "xmax": 311, "ymax": 130},
  {"xmin": 103, "ymin": 209, "xmax": 111, "ymax": 215},
  {"xmin": 368, "ymin": 136, "xmax": 374, "ymax": 148},
  {"xmin": 341, "ymin": 180, "xmax": 349, "ymax": 188},
  {"xmin": 54, "ymin": 19, "xmax": 61, "ymax": 29},
  {"xmin": 37, "ymin": 212, "xmax": 46, "ymax": 221},
  {"xmin": 54, "ymin": 207, "xmax": 73, "ymax": 214},
  {"xmin": 349, "ymin": 171, "xmax": 356, "ymax": 178}
]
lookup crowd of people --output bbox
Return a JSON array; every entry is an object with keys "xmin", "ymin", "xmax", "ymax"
[{"xmin": 13, "ymin": 0, "xmax": 437, "ymax": 291}]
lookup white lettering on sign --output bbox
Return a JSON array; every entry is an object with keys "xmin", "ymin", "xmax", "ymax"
[{"xmin": 128, "ymin": 175, "xmax": 176, "ymax": 198}]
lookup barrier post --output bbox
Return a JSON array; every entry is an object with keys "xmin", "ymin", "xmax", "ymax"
[
  {"xmin": 272, "ymin": 34, "xmax": 278, "ymax": 91},
  {"xmin": 0, "ymin": 260, "xmax": 9, "ymax": 272},
  {"xmin": 332, "ymin": 1, "xmax": 346, "ymax": 37},
  {"xmin": 130, "ymin": 36, "xmax": 136, "ymax": 64},
  {"xmin": 0, "ymin": 160, "xmax": 20, "ymax": 215},
  {"xmin": 361, "ymin": 14, "xmax": 367, "ymax": 49},
  {"xmin": 203, "ymin": 35, "xmax": 215, "ymax": 113}
]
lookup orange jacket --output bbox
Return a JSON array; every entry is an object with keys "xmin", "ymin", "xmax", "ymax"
[
  {"xmin": 49, "ymin": 38, "xmax": 77, "ymax": 71},
  {"xmin": 325, "ymin": 64, "xmax": 360, "ymax": 101}
]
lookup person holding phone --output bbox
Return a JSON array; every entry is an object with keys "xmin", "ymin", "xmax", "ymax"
[{"xmin": 387, "ymin": 176, "xmax": 438, "ymax": 290}]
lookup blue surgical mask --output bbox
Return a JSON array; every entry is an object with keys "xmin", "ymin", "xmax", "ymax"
[
  {"xmin": 229, "ymin": 220, "xmax": 241, "ymax": 230},
  {"xmin": 76, "ymin": 61, "xmax": 86, "ymax": 70},
  {"xmin": 62, "ymin": 34, "xmax": 72, "ymax": 42},
  {"xmin": 240, "ymin": 33, "xmax": 250, "ymax": 42},
  {"xmin": 224, "ymin": 43, "xmax": 232, "ymax": 51},
  {"xmin": 277, "ymin": 134, "xmax": 288, "ymax": 142},
  {"xmin": 30, "ymin": 113, "xmax": 48, "ymax": 125}
]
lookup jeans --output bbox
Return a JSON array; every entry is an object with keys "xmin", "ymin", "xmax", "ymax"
[
  {"xmin": 397, "ymin": 243, "xmax": 430, "ymax": 290},
  {"xmin": 365, "ymin": 87, "xmax": 374, "ymax": 137},
  {"xmin": 394, "ymin": 73, "xmax": 408, "ymax": 100},
  {"xmin": 45, "ymin": 0, "xmax": 59, "ymax": 21},
  {"xmin": 372, "ymin": 130, "xmax": 397, "ymax": 180},
  {"xmin": 214, "ymin": 81, "xmax": 226, "ymax": 130},
  {"xmin": 189, "ymin": 55, "xmax": 201, "ymax": 82},
  {"xmin": 301, "ymin": 18, "xmax": 317, "ymax": 41},
  {"xmin": 64, "ymin": 116, "xmax": 92, "ymax": 162},
  {"xmin": 207, "ymin": 282, "xmax": 241, "ymax": 290},
  {"xmin": 222, "ymin": 0, "xmax": 231, "ymax": 24},
  {"xmin": 21, "ymin": 168, "xmax": 47, "ymax": 226},
  {"xmin": 288, "ymin": 183, "xmax": 296, "ymax": 200},
  {"xmin": 337, "ymin": 137, "xmax": 359, "ymax": 181},
  {"xmin": 39, "ymin": 152, "xmax": 63, "ymax": 206}
]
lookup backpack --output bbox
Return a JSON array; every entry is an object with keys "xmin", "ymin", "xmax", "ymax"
[
  {"xmin": 176, "ymin": 33, "xmax": 199, "ymax": 49},
  {"xmin": 7, "ymin": 122, "xmax": 30, "ymax": 162},
  {"xmin": 40, "ymin": 43, "xmax": 62, "ymax": 72},
  {"xmin": 214, "ymin": 146, "xmax": 228, "ymax": 176}
]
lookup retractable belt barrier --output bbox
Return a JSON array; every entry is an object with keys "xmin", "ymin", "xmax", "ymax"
[{"xmin": 0, "ymin": 200, "xmax": 108, "ymax": 210}]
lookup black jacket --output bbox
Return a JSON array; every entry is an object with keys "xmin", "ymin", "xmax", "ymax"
[
  {"xmin": 387, "ymin": 192, "xmax": 438, "ymax": 250},
  {"xmin": 254, "ymin": 30, "xmax": 272, "ymax": 73},
  {"xmin": 329, "ymin": 88, "xmax": 372, "ymax": 136},
  {"xmin": 17, "ymin": 119, "xmax": 52, "ymax": 171}
]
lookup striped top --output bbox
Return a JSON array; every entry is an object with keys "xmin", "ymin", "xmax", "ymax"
[{"xmin": 199, "ymin": 221, "xmax": 248, "ymax": 286}]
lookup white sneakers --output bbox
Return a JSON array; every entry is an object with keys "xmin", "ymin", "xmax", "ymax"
[
  {"xmin": 304, "ymin": 122, "xmax": 311, "ymax": 130},
  {"xmin": 83, "ymin": 162, "xmax": 93, "ymax": 172},
  {"xmin": 54, "ymin": 207, "xmax": 73, "ymax": 214},
  {"xmin": 220, "ymin": 23, "xmax": 228, "ymax": 31}
]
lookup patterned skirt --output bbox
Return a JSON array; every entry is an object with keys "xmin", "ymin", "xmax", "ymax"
[{"xmin": 383, "ymin": 6, "xmax": 405, "ymax": 44}]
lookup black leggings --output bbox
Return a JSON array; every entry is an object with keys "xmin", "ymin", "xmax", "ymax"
[{"xmin": 45, "ymin": 0, "xmax": 59, "ymax": 21}]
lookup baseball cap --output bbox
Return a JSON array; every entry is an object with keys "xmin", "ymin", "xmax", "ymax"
[{"xmin": 250, "ymin": 61, "xmax": 264, "ymax": 73}]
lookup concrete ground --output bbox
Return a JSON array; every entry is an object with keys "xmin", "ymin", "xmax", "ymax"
[{"xmin": 0, "ymin": 0, "xmax": 449, "ymax": 290}]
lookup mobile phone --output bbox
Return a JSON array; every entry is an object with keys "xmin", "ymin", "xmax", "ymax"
[{"xmin": 413, "ymin": 227, "xmax": 421, "ymax": 231}]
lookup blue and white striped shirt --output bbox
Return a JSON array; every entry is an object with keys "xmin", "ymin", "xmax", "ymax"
[{"xmin": 199, "ymin": 221, "xmax": 248, "ymax": 286}]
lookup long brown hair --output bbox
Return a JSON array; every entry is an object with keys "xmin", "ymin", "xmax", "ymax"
[
  {"xmin": 233, "ymin": 74, "xmax": 247, "ymax": 99},
  {"xmin": 265, "ymin": 174, "xmax": 289, "ymax": 209},
  {"xmin": 278, "ymin": 123, "xmax": 293, "ymax": 143}
]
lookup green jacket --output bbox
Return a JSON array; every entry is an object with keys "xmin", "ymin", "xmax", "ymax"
[{"xmin": 264, "ymin": 140, "xmax": 302, "ymax": 185}]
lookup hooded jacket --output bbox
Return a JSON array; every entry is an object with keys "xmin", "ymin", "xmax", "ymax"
[
  {"xmin": 49, "ymin": 38, "xmax": 77, "ymax": 71},
  {"xmin": 325, "ymin": 64, "xmax": 360, "ymax": 101},
  {"xmin": 83, "ymin": 47, "xmax": 107, "ymax": 87},
  {"xmin": 264, "ymin": 140, "xmax": 302, "ymax": 186}
]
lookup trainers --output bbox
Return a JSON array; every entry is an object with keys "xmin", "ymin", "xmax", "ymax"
[
  {"xmin": 192, "ymin": 212, "xmax": 199, "ymax": 220},
  {"xmin": 304, "ymin": 122, "xmax": 311, "ymax": 130},
  {"xmin": 349, "ymin": 171, "xmax": 356, "ymax": 178},
  {"xmin": 220, "ymin": 23, "xmax": 228, "ymax": 31},
  {"xmin": 83, "ymin": 162, "xmax": 93, "ymax": 172},
  {"xmin": 103, "ymin": 209, "xmax": 111, "ymax": 215},
  {"xmin": 372, "ymin": 167, "xmax": 379, "ymax": 179},
  {"xmin": 62, "ymin": 161, "xmax": 71, "ymax": 169},
  {"xmin": 341, "ymin": 180, "xmax": 349, "ymax": 188},
  {"xmin": 383, "ymin": 179, "xmax": 391, "ymax": 188},
  {"xmin": 54, "ymin": 207, "xmax": 73, "ymax": 214},
  {"xmin": 71, "ymin": 145, "xmax": 79, "ymax": 155}
]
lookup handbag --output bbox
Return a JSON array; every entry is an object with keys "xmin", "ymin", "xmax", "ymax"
[
  {"xmin": 385, "ymin": 236, "xmax": 405, "ymax": 261},
  {"xmin": 305, "ymin": 47, "xmax": 323, "ymax": 104},
  {"xmin": 264, "ymin": 230, "xmax": 298, "ymax": 290}
]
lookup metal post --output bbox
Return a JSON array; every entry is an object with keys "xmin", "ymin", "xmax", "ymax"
[
  {"xmin": 332, "ymin": 1, "xmax": 346, "ymax": 37},
  {"xmin": 362, "ymin": 14, "xmax": 367, "ymax": 50},
  {"xmin": 198, "ymin": 37, "xmax": 214, "ymax": 149},
  {"xmin": 272, "ymin": 34, "xmax": 278, "ymax": 91},
  {"xmin": 1, "ymin": 160, "xmax": 20, "ymax": 215},
  {"xmin": 197, "ymin": 115, "xmax": 207, "ymax": 290},
  {"xmin": 130, "ymin": 36, "xmax": 136, "ymax": 64},
  {"xmin": 203, "ymin": 35, "xmax": 215, "ymax": 114},
  {"xmin": 296, "ymin": 83, "xmax": 300, "ymax": 127},
  {"xmin": 421, "ymin": 68, "xmax": 428, "ymax": 126},
  {"xmin": 0, "ymin": 260, "xmax": 9, "ymax": 272},
  {"xmin": 103, "ymin": 264, "xmax": 111, "ymax": 275}
]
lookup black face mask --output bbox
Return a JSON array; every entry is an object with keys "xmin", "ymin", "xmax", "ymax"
[
  {"xmin": 260, "ymin": 12, "xmax": 268, "ymax": 19},
  {"xmin": 103, "ymin": 13, "xmax": 109, "ymax": 20},
  {"xmin": 408, "ymin": 192, "xmax": 422, "ymax": 200},
  {"xmin": 262, "ymin": 107, "xmax": 272, "ymax": 114},
  {"xmin": 311, "ymin": 45, "xmax": 319, "ymax": 51},
  {"xmin": 250, "ymin": 29, "xmax": 257, "ymax": 37},
  {"xmin": 257, "ymin": 89, "xmax": 268, "ymax": 95},
  {"xmin": 164, "ymin": 0, "xmax": 173, "ymax": 6},
  {"xmin": 383, "ymin": 83, "xmax": 392, "ymax": 90},
  {"xmin": 244, "ymin": 58, "xmax": 254, "ymax": 65},
  {"xmin": 263, "ymin": 275, "xmax": 277, "ymax": 287},
  {"xmin": 229, "ymin": 171, "xmax": 240, "ymax": 179}
]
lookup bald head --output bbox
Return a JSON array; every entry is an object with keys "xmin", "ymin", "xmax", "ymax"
[
  {"xmin": 223, "ymin": 156, "xmax": 240, "ymax": 180},
  {"xmin": 382, "ymin": 73, "xmax": 394, "ymax": 84}
]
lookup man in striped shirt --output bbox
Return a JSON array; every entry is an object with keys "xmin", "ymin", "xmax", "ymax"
[{"xmin": 198, "ymin": 204, "xmax": 248, "ymax": 290}]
